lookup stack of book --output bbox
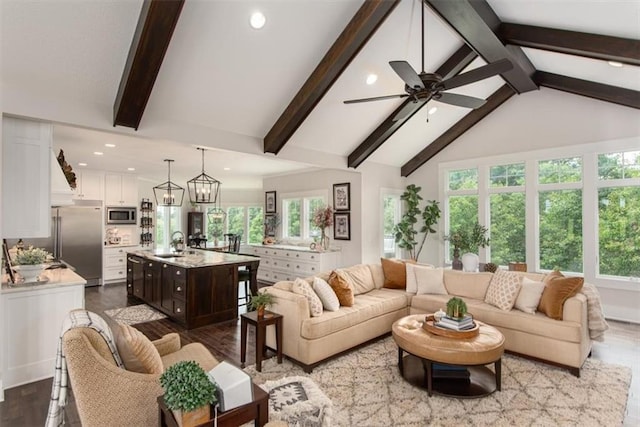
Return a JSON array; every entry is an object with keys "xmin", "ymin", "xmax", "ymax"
[{"xmin": 435, "ymin": 314, "xmax": 474, "ymax": 331}]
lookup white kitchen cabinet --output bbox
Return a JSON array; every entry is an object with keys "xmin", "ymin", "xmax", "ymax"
[
  {"xmin": 74, "ymin": 170, "xmax": 104, "ymax": 201},
  {"xmin": 250, "ymin": 245, "xmax": 341, "ymax": 282},
  {"xmin": 103, "ymin": 245, "xmax": 139, "ymax": 283},
  {"xmin": 1, "ymin": 117, "xmax": 51, "ymax": 238},
  {"xmin": 105, "ymin": 173, "xmax": 138, "ymax": 206}
]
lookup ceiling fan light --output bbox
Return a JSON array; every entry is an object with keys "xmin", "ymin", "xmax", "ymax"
[
  {"xmin": 153, "ymin": 159, "xmax": 185, "ymax": 207},
  {"xmin": 250, "ymin": 11, "xmax": 266, "ymax": 29}
]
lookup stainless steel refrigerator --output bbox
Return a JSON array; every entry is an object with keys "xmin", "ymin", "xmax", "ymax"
[{"xmin": 7, "ymin": 200, "xmax": 103, "ymax": 286}]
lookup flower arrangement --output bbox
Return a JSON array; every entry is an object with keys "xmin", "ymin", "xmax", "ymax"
[
  {"xmin": 13, "ymin": 246, "xmax": 50, "ymax": 265},
  {"xmin": 312, "ymin": 205, "xmax": 334, "ymax": 230},
  {"xmin": 444, "ymin": 222, "xmax": 490, "ymax": 253}
]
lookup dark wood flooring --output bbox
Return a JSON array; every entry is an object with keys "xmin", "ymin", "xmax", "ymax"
[{"xmin": 1, "ymin": 282, "xmax": 638, "ymax": 426}]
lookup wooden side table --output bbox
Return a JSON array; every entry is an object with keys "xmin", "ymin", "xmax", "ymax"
[
  {"xmin": 158, "ymin": 383, "xmax": 268, "ymax": 427},
  {"xmin": 241, "ymin": 310, "xmax": 283, "ymax": 372}
]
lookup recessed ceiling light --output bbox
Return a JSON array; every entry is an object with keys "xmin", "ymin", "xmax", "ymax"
[
  {"xmin": 223, "ymin": 167, "xmax": 231, "ymax": 171},
  {"xmin": 366, "ymin": 74, "xmax": 378, "ymax": 85},
  {"xmin": 127, "ymin": 167, "xmax": 135, "ymax": 171},
  {"xmin": 94, "ymin": 151, "xmax": 103, "ymax": 156},
  {"xmin": 608, "ymin": 61, "xmax": 623, "ymax": 68},
  {"xmin": 78, "ymin": 162, "xmax": 87, "ymax": 167},
  {"xmin": 105, "ymin": 143, "xmax": 116, "ymax": 148},
  {"xmin": 250, "ymin": 11, "xmax": 266, "ymax": 29},
  {"xmin": 428, "ymin": 107, "xmax": 438, "ymax": 115}
]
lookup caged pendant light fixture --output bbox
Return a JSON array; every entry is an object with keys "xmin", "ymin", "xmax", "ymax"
[
  {"xmin": 153, "ymin": 159, "xmax": 185, "ymax": 207},
  {"xmin": 207, "ymin": 185, "xmax": 226, "ymax": 223},
  {"xmin": 187, "ymin": 147, "xmax": 221, "ymax": 205}
]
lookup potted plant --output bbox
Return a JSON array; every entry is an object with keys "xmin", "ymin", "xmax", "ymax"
[
  {"xmin": 12, "ymin": 246, "xmax": 50, "ymax": 282},
  {"xmin": 446, "ymin": 297, "xmax": 468, "ymax": 320},
  {"xmin": 160, "ymin": 360, "xmax": 217, "ymax": 427},
  {"xmin": 311, "ymin": 205, "xmax": 334, "ymax": 251},
  {"xmin": 445, "ymin": 222, "xmax": 490, "ymax": 271},
  {"xmin": 249, "ymin": 291, "xmax": 275, "ymax": 318},
  {"xmin": 393, "ymin": 184, "xmax": 441, "ymax": 261}
]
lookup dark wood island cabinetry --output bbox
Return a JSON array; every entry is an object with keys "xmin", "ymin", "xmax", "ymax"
[{"xmin": 126, "ymin": 249, "xmax": 259, "ymax": 329}]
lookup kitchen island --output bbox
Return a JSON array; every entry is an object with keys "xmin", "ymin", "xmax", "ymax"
[{"xmin": 126, "ymin": 249, "xmax": 259, "ymax": 329}]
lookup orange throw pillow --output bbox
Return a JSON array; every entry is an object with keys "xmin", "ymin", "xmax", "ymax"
[
  {"xmin": 381, "ymin": 258, "xmax": 411, "ymax": 289},
  {"xmin": 328, "ymin": 270, "xmax": 354, "ymax": 307},
  {"xmin": 538, "ymin": 272, "xmax": 584, "ymax": 320}
]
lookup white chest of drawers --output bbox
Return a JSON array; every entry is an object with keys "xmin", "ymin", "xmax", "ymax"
[{"xmin": 249, "ymin": 245, "xmax": 340, "ymax": 282}]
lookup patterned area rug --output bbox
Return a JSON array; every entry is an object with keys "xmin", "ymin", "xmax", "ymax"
[
  {"xmin": 104, "ymin": 304, "xmax": 166, "ymax": 325},
  {"xmin": 245, "ymin": 337, "xmax": 631, "ymax": 426}
]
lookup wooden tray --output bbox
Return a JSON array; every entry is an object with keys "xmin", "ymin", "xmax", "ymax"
[{"xmin": 422, "ymin": 315, "xmax": 479, "ymax": 339}]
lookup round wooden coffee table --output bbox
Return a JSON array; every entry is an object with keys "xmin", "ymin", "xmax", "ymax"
[{"xmin": 392, "ymin": 314, "xmax": 505, "ymax": 398}]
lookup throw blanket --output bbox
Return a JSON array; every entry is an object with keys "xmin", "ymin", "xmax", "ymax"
[
  {"xmin": 581, "ymin": 282, "xmax": 609, "ymax": 341},
  {"xmin": 45, "ymin": 310, "xmax": 124, "ymax": 427}
]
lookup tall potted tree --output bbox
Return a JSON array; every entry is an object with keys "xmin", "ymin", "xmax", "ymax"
[{"xmin": 393, "ymin": 184, "xmax": 441, "ymax": 261}]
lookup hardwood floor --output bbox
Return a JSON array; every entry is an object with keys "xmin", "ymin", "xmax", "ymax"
[{"xmin": 1, "ymin": 282, "xmax": 638, "ymax": 426}]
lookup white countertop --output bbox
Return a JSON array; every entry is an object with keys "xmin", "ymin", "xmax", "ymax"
[
  {"xmin": 1, "ymin": 267, "xmax": 87, "ymax": 294},
  {"xmin": 248, "ymin": 243, "xmax": 341, "ymax": 253},
  {"xmin": 128, "ymin": 248, "xmax": 260, "ymax": 268}
]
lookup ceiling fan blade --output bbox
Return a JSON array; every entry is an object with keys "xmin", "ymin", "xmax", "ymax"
[
  {"xmin": 392, "ymin": 99, "xmax": 427, "ymax": 121},
  {"xmin": 440, "ymin": 58, "xmax": 513, "ymax": 91},
  {"xmin": 389, "ymin": 61, "xmax": 425, "ymax": 90},
  {"xmin": 435, "ymin": 92, "xmax": 486, "ymax": 109},
  {"xmin": 343, "ymin": 94, "xmax": 408, "ymax": 104}
]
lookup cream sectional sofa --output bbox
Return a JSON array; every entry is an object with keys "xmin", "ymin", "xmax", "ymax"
[{"xmin": 261, "ymin": 264, "xmax": 592, "ymax": 376}]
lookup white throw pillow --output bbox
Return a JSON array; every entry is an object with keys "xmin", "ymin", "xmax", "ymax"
[
  {"xmin": 312, "ymin": 277, "xmax": 340, "ymax": 311},
  {"xmin": 415, "ymin": 267, "xmax": 447, "ymax": 295},
  {"xmin": 514, "ymin": 277, "xmax": 546, "ymax": 314},
  {"xmin": 406, "ymin": 263, "xmax": 436, "ymax": 294},
  {"xmin": 292, "ymin": 277, "xmax": 324, "ymax": 317},
  {"xmin": 485, "ymin": 270, "xmax": 522, "ymax": 311}
]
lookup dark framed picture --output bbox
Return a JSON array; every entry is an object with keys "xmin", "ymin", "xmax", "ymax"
[
  {"xmin": 264, "ymin": 214, "xmax": 277, "ymax": 237},
  {"xmin": 333, "ymin": 212, "xmax": 350, "ymax": 240},
  {"xmin": 265, "ymin": 191, "xmax": 277, "ymax": 214},
  {"xmin": 333, "ymin": 183, "xmax": 350, "ymax": 211}
]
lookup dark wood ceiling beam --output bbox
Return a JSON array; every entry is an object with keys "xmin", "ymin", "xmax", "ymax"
[
  {"xmin": 425, "ymin": 0, "xmax": 538, "ymax": 94},
  {"xmin": 113, "ymin": 0, "xmax": 184, "ymax": 130},
  {"xmin": 535, "ymin": 71, "xmax": 640, "ymax": 109},
  {"xmin": 401, "ymin": 84, "xmax": 515, "ymax": 177},
  {"xmin": 348, "ymin": 44, "xmax": 477, "ymax": 168},
  {"xmin": 263, "ymin": 0, "xmax": 400, "ymax": 155},
  {"xmin": 500, "ymin": 23, "xmax": 640, "ymax": 66}
]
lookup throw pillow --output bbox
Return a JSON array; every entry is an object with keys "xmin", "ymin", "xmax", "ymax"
[
  {"xmin": 514, "ymin": 277, "xmax": 546, "ymax": 314},
  {"xmin": 381, "ymin": 258, "xmax": 409, "ymax": 289},
  {"xmin": 484, "ymin": 269, "xmax": 522, "ymax": 311},
  {"xmin": 538, "ymin": 273, "xmax": 584, "ymax": 320},
  {"xmin": 292, "ymin": 278, "xmax": 323, "ymax": 317},
  {"xmin": 312, "ymin": 277, "xmax": 340, "ymax": 311},
  {"xmin": 327, "ymin": 270, "xmax": 355, "ymax": 307},
  {"xmin": 415, "ymin": 267, "xmax": 447, "ymax": 295},
  {"xmin": 337, "ymin": 264, "xmax": 375, "ymax": 295},
  {"xmin": 114, "ymin": 323, "xmax": 164, "ymax": 374},
  {"xmin": 405, "ymin": 263, "xmax": 435, "ymax": 294}
]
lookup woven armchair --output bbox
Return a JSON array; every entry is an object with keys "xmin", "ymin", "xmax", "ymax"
[{"xmin": 62, "ymin": 327, "xmax": 218, "ymax": 427}]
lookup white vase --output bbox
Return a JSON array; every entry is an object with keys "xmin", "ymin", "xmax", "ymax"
[
  {"xmin": 14, "ymin": 264, "xmax": 46, "ymax": 282},
  {"xmin": 461, "ymin": 253, "xmax": 479, "ymax": 272}
]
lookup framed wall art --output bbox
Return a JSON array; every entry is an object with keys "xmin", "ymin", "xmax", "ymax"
[
  {"xmin": 333, "ymin": 182, "xmax": 350, "ymax": 211},
  {"xmin": 333, "ymin": 212, "xmax": 350, "ymax": 240},
  {"xmin": 265, "ymin": 191, "xmax": 277, "ymax": 214}
]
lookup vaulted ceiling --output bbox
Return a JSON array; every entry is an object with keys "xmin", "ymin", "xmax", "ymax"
[{"xmin": 2, "ymin": 0, "xmax": 639, "ymax": 187}]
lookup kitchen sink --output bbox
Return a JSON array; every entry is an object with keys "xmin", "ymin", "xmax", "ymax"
[{"xmin": 155, "ymin": 254, "xmax": 184, "ymax": 259}]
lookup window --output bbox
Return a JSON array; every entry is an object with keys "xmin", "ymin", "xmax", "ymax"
[
  {"xmin": 205, "ymin": 205, "xmax": 263, "ymax": 244},
  {"xmin": 446, "ymin": 168, "xmax": 478, "ymax": 259},
  {"xmin": 597, "ymin": 151, "xmax": 640, "ymax": 278},
  {"xmin": 281, "ymin": 192, "xmax": 327, "ymax": 240},
  {"xmin": 155, "ymin": 206, "xmax": 181, "ymax": 251},
  {"xmin": 489, "ymin": 163, "xmax": 525, "ymax": 266},
  {"xmin": 382, "ymin": 192, "xmax": 401, "ymax": 258}
]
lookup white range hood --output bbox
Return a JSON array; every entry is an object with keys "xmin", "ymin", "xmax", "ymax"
[{"xmin": 50, "ymin": 149, "xmax": 75, "ymax": 206}]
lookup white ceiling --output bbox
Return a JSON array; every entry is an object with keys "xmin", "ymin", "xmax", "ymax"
[{"xmin": 2, "ymin": 0, "xmax": 639, "ymax": 189}]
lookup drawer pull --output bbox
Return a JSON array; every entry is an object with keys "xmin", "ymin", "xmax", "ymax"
[
  {"xmin": 286, "ymin": 264, "xmax": 290, "ymax": 268},
  {"xmin": 119, "ymin": 271, "xmax": 123, "ymax": 275},
  {"xmin": 176, "ymin": 271, "xmax": 181, "ymax": 276},
  {"xmin": 311, "ymin": 255, "xmax": 315, "ymax": 260},
  {"xmin": 176, "ymin": 286, "xmax": 182, "ymax": 292},
  {"xmin": 296, "ymin": 254, "xmax": 299, "ymax": 258},
  {"xmin": 128, "ymin": 268, "xmax": 132, "ymax": 272},
  {"xmin": 127, "ymin": 284, "xmax": 132, "ymax": 288},
  {"xmin": 176, "ymin": 307, "xmax": 181, "ymax": 313},
  {"xmin": 148, "ymin": 263, "xmax": 153, "ymax": 267},
  {"xmin": 118, "ymin": 249, "xmax": 123, "ymax": 253},
  {"xmin": 286, "ymin": 253, "xmax": 289, "ymax": 257},
  {"xmin": 163, "ymin": 264, "xmax": 168, "ymax": 269}
]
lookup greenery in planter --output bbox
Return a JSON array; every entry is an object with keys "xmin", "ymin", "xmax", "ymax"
[
  {"xmin": 249, "ymin": 291, "xmax": 275, "ymax": 311},
  {"xmin": 13, "ymin": 246, "xmax": 50, "ymax": 265},
  {"xmin": 446, "ymin": 297, "xmax": 468, "ymax": 319},
  {"xmin": 160, "ymin": 361, "xmax": 217, "ymax": 412},
  {"xmin": 445, "ymin": 222, "xmax": 490, "ymax": 254},
  {"xmin": 393, "ymin": 184, "xmax": 441, "ymax": 261}
]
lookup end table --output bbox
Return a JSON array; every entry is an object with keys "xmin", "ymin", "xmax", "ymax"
[{"xmin": 241, "ymin": 310, "xmax": 283, "ymax": 372}]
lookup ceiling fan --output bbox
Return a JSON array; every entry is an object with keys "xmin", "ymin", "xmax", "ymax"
[{"xmin": 343, "ymin": 2, "xmax": 513, "ymax": 121}]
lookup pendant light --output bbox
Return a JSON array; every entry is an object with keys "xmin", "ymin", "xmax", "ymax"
[
  {"xmin": 207, "ymin": 185, "xmax": 226, "ymax": 223},
  {"xmin": 187, "ymin": 147, "xmax": 221, "ymax": 204},
  {"xmin": 153, "ymin": 159, "xmax": 185, "ymax": 207}
]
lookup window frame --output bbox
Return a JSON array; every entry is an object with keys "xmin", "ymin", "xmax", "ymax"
[
  {"xmin": 280, "ymin": 190, "xmax": 329, "ymax": 241},
  {"xmin": 380, "ymin": 188, "xmax": 403, "ymax": 259},
  {"xmin": 155, "ymin": 205, "xmax": 182, "ymax": 252}
]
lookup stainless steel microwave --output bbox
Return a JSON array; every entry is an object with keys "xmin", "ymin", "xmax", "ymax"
[{"xmin": 106, "ymin": 206, "xmax": 137, "ymax": 224}]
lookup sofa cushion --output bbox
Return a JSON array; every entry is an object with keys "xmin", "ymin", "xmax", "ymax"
[
  {"xmin": 415, "ymin": 267, "xmax": 447, "ymax": 295},
  {"xmin": 293, "ymin": 278, "xmax": 323, "ymax": 317},
  {"xmin": 485, "ymin": 270, "xmax": 522, "ymax": 311},
  {"xmin": 538, "ymin": 274, "xmax": 584, "ymax": 320},
  {"xmin": 337, "ymin": 264, "xmax": 375, "ymax": 295},
  {"xmin": 115, "ymin": 323, "xmax": 163, "ymax": 374},
  {"xmin": 328, "ymin": 271, "xmax": 354, "ymax": 307},
  {"xmin": 514, "ymin": 277, "xmax": 546, "ymax": 314},
  {"xmin": 381, "ymin": 258, "xmax": 408, "ymax": 289},
  {"xmin": 368, "ymin": 264, "xmax": 385, "ymax": 289},
  {"xmin": 313, "ymin": 277, "xmax": 339, "ymax": 311},
  {"xmin": 443, "ymin": 270, "xmax": 493, "ymax": 300}
]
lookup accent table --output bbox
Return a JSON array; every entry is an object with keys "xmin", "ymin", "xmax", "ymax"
[{"xmin": 241, "ymin": 310, "xmax": 283, "ymax": 372}]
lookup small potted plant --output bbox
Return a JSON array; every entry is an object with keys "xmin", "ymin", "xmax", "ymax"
[
  {"xmin": 249, "ymin": 291, "xmax": 275, "ymax": 318},
  {"xmin": 12, "ymin": 246, "xmax": 51, "ymax": 282},
  {"xmin": 446, "ymin": 297, "xmax": 468, "ymax": 320},
  {"xmin": 160, "ymin": 360, "xmax": 217, "ymax": 427}
]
